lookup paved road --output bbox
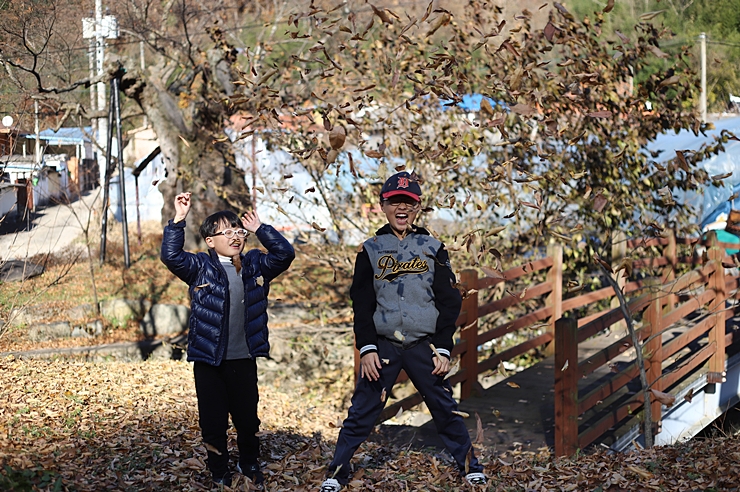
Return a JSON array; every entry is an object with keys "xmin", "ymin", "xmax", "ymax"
[{"xmin": 0, "ymin": 190, "xmax": 102, "ymax": 262}]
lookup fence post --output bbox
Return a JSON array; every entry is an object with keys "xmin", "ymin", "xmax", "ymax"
[
  {"xmin": 662, "ymin": 229, "xmax": 678, "ymax": 313},
  {"xmin": 460, "ymin": 269, "xmax": 479, "ymax": 400},
  {"xmin": 644, "ymin": 278, "xmax": 664, "ymax": 434},
  {"xmin": 611, "ymin": 231, "xmax": 627, "ymax": 331},
  {"xmin": 545, "ymin": 243, "xmax": 563, "ymax": 357},
  {"xmin": 707, "ymin": 233, "xmax": 728, "ymax": 384},
  {"xmin": 554, "ymin": 317, "xmax": 578, "ymax": 457}
]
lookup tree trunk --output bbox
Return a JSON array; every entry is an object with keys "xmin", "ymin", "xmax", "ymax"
[{"xmin": 120, "ymin": 61, "xmax": 251, "ymax": 250}]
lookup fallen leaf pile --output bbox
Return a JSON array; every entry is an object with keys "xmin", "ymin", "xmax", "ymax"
[{"xmin": 1, "ymin": 356, "xmax": 739, "ymax": 491}]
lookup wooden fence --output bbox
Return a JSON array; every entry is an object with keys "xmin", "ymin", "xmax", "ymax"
[{"xmin": 354, "ymin": 231, "xmax": 740, "ymax": 454}]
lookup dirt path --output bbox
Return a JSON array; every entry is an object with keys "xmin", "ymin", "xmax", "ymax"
[{"xmin": 0, "ymin": 190, "xmax": 101, "ymax": 262}]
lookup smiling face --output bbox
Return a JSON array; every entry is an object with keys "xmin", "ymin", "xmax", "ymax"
[
  {"xmin": 204, "ymin": 219, "xmax": 248, "ymax": 257},
  {"xmin": 381, "ymin": 195, "xmax": 421, "ymax": 239}
]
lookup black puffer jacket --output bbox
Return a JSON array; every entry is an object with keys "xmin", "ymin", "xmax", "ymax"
[{"xmin": 160, "ymin": 219, "xmax": 295, "ymax": 365}]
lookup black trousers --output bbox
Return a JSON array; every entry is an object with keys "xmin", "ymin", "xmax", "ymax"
[
  {"xmin": 328, "ymin": 337, "xmax": 482, "ymax": 484},
  {"xmin": 193, "ymin": 358, "xmax": 260, "ymax": 479}
]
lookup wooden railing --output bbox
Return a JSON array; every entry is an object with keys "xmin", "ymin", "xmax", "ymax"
[
  {"xmin": 554, "ymin": 232, "xmax": 740, "ymax": 455},
  {"xmin": 355, "ymin": 231, "xmax": 740, "ymax": 454}
]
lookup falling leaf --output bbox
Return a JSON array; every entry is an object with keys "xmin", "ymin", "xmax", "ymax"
[
  {"xmin": 640, "ymin": 10, "xmax": 666, "ymax": 20},
  {"xmin": 311, "ymin": 222, "xmax": 326, "ymax": 232},
  {"xmin": 684, "ymin": 388, "xmax": 694, "ymax": 403},
  {"xmin": 594, "ymin": 254, "xmax": 613, "ymax": 273},
  {"xmin": 380, "ymin": 388, "xmax": 387, "ymax": 402},
  {"xmin": 498, "ymin": 361, "xmax": 508, "ymax": 378},
  {"xmin": 560, "ymin": 360, "xmax": 569, "ymax": 371},
  {"xmin": 658, "ymin": 75, "xmax": 680, "ymax": 89},
  {"xmin": 603, "ymin": 0, "xmax": 615, "ymax": 13},
  {"xmin": 613, "ymin": 258, "xmax": 634, "ymax": 278},
  {"xmin": 507, "ymin": 381, "xmax": 520, "ymax": 388},
  {"xmin": 648, "ymin": 46, "xmax": 669, "ymax": 59},
  {"xmin": 329, "ymin": 126, "xmax": 346, "ymax": 150},
  {"xmin": 481, "ymin": 266, "xmax": 505, "ymax": 279},
  {"xmin": 394, "ymin": 330, "xmax": 405, "ymax": 341},
  {"xmin": 593, "ymin": 193, "xmax": 608, "ymax": 213},
  {"xmin": 475, "ymin": 412, "xmax": 484, "ymax": 444},
  {"xmin": 712, "ymin": 172, "xmax": 732, "ymax": 181},
  {"xmin": 453, "ymin": 410, "xmax": 469, "ymax": 418},
  {"xmin": 510, "ymin": 103, "xmax": 535, "ymax": 116},
  {"xmin": 256, "ymin": 276, "xmax": 264, "ymax": 286},
  {"xmin": 427, "ymin": 13, "xmax": 451, "ymax": 37},
  {"xmin": 650, "ymin": 389, "xmax": 676, "ymax": 407}
]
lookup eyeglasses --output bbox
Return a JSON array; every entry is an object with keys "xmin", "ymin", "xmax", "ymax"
[
  {"xmin": 211, "ymin": 229, "xmax": 249, "ymax": 239},
  {"xmin": 383, "ymin": 198, "xmax": 421, "ymax": 210}
]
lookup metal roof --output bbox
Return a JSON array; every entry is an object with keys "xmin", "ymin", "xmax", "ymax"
[{"xmin": 27, "ymin": 127, "xmax": 93, "ymax": 145}]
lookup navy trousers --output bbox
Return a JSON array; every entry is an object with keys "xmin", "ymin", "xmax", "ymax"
[
  {"xmin": 193, "ymin": 359, "xmax": 260, "ymax": 480},
  {"xmin": 328, "ymin": 337, "xmax": 482, "ymax": 484}
]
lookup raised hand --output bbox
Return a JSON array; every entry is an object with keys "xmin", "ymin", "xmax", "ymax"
[
  {"xmin": 241, "ymin": 210, "xmax": 262, "ymax": 233},
  {"xmin": 174, "ymin": 192, "xmax": 191, "ymax": 223}
]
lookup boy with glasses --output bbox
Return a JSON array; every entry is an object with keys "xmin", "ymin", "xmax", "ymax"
[
  {"xmin": 320, "ymin": 172, "xmax": 487, "ymax": 491},
  {"xmin": 161, "ymin": 192, "xmax": 295, "ymax": 488}
]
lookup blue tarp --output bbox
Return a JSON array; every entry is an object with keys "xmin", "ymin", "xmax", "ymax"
[{"xmin": 647, "ymin": 116, "xmax": 740, "ymax": 229}]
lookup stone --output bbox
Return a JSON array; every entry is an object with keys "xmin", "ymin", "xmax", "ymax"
[
  {"xmin": 100, "ymin": 299, "xmax": 151, "ymax": 323},
  {"xmin": 28, "ymin": 322, "xmax": 71, "ymax": 342},
  {"xmin": 140, "ymin": 304, "xmax": 190, "ymax": 337},
  {"xmin": 0, "ymin": 260, "xmax": 44, "ymax": 282},
  {"xmin": 86, "ymin": 320, "xmax": 104, "ymax": 336},
  {"xmin": 63, "ymin": 304, "xmax": 96, "ymax": 321},
  {"xmin": 71, "ymin": 326, "xmax": 92, "ymax": 338}
]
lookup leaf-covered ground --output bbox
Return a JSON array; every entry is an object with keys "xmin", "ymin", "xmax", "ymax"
[{"xmin": 2, "ymin": 356, "xmax": 739, "ymax": 492}]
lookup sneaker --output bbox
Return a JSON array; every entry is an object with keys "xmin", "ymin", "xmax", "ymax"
[
  {"xmin": 320, "ymin": 478, "xmax": 342, "ymax": 492},
  {"xmin": 465, "ymin": 472, "xmax": 487, "ymax": 486},
  {"xmin": 236, "ymin": 462, "xmax": 264, "ymax": 485}
]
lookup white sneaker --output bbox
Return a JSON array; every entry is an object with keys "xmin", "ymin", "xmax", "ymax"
[
  {"xmin": 320, "ymin": 478, "xmax": 342, "ymax": 492},
  {"xmin": 465, "ymin": 472, "xmax": 488, "ymax": 486}
]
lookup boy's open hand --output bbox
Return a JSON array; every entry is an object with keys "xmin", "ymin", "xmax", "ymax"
[
  {"xmin": 431, "ymin": 355, "xmax": 450, "ymax": 376},
  {"xmin": 174, "ymin": 192, "xmax": 191, "ymax": 223},
  {"xmin": 241, "ymin": 210, "xmax": 262, "ymax": 233},
  {"xmin": 360, "ymin": 352, "xmax": 382, "ymax": 381}
]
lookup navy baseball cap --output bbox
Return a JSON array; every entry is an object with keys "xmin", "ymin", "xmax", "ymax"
[{"xmin": 380, "ymin": 172, "xmax": 422, "ymax": 202}]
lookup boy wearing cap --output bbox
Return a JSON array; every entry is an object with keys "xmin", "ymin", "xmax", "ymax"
[{"xmin": 320, "ymin": 172, "xmax": 487, "ymax": 491}]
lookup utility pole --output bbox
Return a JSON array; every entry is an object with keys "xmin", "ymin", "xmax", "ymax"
[
  {"xmin": 34, "ymin": 99, "xmax": 40, "ymax": 167},
  {"xmin": 700, "ymin": 32, "xmax": 707, "ymax": 123},
  {"xmin": 88, "ymin": 37, "xmax": 96, "ymax": 150},
  {"xmin": 95, "ymin": 0, "xmax": 107, "ymax": 186},
  {"xmin": 83, "ymin": 3, "xmax": 117, "ymax": 186}
]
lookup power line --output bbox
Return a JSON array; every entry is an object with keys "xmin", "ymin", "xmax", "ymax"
[{"xmin": 707, "ymin": 40, "xmax": 740, "ymax": 49}]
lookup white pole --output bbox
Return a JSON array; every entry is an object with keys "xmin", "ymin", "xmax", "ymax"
[
  {"xmin": 89, "ymin": 37, "xmax": 97, "ymax": 149},
  {"xmin": 700, "ymin": 32, "xmax": 707, "ymax": 123},
  {"xmin": 34, "ymin": 99, "xmax": 40, "ymax": 167},
  {"xmin": 140, "ymin": 41, "xmax": 147, "ymax": 128},
  {"xmin": 96, "ymin": 0, "xmax": 107, "ymax": 186}
]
